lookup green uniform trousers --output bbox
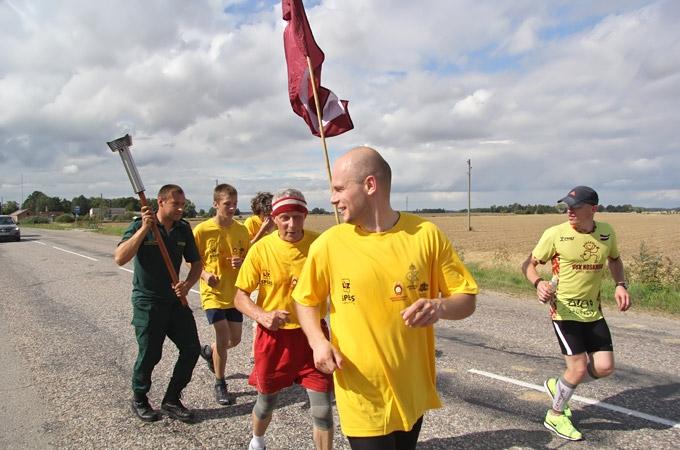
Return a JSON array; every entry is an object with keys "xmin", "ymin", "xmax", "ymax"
[{"xmin": 131, "ymin": 299, "xmax": 200, "ymax": 398}]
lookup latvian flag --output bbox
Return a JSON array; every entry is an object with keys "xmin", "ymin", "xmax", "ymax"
[{"xmin": 282, "ymin": 0, "xmax": 353, "ymax": 138}]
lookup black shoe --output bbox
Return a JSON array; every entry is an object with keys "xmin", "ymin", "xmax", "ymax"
[
  {"xmin": 161, "ymin": 398, "xmax": 194, "ymax": 423},
  {"xmin": 214, "ymin": 382, "xmax": 235, "ymax": 406},
  {"xmin": 131, "ymin": 398, "xmax": 161, "ymax": 422},
  {"xmin": 200, "ymin": 344, "xmax": 215, "ymax": 373}
]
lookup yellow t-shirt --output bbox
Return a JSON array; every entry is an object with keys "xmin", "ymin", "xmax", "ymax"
[
  {"xmin": 235, "ymin": 230, "xmax": 322, "ymax": 330},
  {"xmin": 293, "ymin": 213, "xmax": 478, "ymax": 437},
  {"xmin": 243, "ymin": 215, "xmax": 263, "ymax": 240},
  {"xmin": 532, "ymin": 221, "xmax": 619, "ymax": 322},
  {"xmin": 243, "ymin": 215, "xmax": 275, "ymax": 241},
  {"xmin": 193, "ymin": 218, "xmax": 250, "ymax": 310}
]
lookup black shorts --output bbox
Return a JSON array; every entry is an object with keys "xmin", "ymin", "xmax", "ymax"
[
  {"xmin": 552, "ymin": 318, "xmax": 613, "ymax": 356},
  {"xmin": 347, "ymin": 417, "xmax": 423, "ymax": 450},
  {"xmin": 205, "ymin": 308, "xmax": 243, "ymax": 324}
]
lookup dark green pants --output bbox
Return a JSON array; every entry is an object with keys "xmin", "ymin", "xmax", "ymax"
[{"xmin": 131, "ymin": 299, "xmax": 200, "ymax": 399}]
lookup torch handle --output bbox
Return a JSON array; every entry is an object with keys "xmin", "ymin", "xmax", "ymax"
[{"xmin": 139, "ymin": 192, "xmax": 189, "ymax": 306}]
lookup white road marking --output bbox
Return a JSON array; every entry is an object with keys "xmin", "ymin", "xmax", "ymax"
[
  {"xmin": 32, "ymin": 241, "xmax": 47, "ymax": 246},
  {"xmin": 469, "ymin": 369, "xmax": 680, "ymax": 429},
  {"xmin": 117, "ymin": 267, "xmax": 199, "ymax": 295},
  {"xmin": 51, "ymin": 246, "xmax": 98, "ymax": 261}
]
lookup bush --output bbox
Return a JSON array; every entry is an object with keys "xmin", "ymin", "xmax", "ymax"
[
  {"xmin": 22, "ymin": 216, "xmax": 50, "ymax": 224},
  {"xmin": 55, "ymin": 214, "xmax": 75, "ymax": 223},
  {"xmin": 628, "ymin": 242, "xmax": 680, "ymax": 288},
  {"xmin": 112, "ymin": 212, "xmax": 136, "ymax": 222}
]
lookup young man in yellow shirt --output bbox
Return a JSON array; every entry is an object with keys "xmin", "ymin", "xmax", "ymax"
[
  {"xmin": 193, "ymin": 183, "xmax": 250, "ymax": 405},
  {"xmin": 522, "ymin": 186, "xmax": 631, "ymax": 441},
  {"xmin": 293, "ymin": 147, "xmax": 478, "ymax": 450},
  {"xmin": 243, "ymin": 191, "xmax": 275, "ymax": 362},
  {"xmin": 243, "ymin": 191, "xmax": 275, "ymax": 245},
  {"xmin": 234, "ymin": 189, "xmax": 333, "ymax": 450}
]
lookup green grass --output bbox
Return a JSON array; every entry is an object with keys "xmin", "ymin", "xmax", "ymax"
[
  {"xmin": 20, "ymin": 221, "xmax": 125, "ymax": 237},
  {"xmin": 469, "ymin": 263, "xmax": 680, "ymax": 316}
]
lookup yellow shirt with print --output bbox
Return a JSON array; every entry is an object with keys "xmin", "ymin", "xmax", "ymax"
[
  {"xmin": 532, "ymin": 221, "xmax": 619, "ymax": 322},
  {"xmin": 244, "ymin": 215, "xmax": 275, "ymax": 241},
  {"xmin": 235, "ymin": 230, "xmax": 322, "ymax": 330},
  {"xmin": 193, "ymin": 218, "xmax": 250, "ymax": 310},
  {"xmin": 293, "ymin": 213, "xmax": 478, "ymax": 437}
]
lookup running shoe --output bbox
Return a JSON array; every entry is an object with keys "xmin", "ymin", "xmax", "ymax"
[
  {"xmin": 214, "ymin": 382, "xmax": 235, "ymax": 406},
  {"xmin": 544, "ymin": 410, "xmax": 582, "ymax": 441},
  {"xmin": 200, "ymin": 344, "xmax": 215, "ymax": 373},
  {"xmin": 544, "ymin": 377, "xmax": 572, "ymax": 417}
]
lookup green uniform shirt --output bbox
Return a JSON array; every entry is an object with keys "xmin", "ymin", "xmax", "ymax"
[
  {"xmin": 120, "ymin": 217, "xmax": 200, "ymax": 304},
  {"xmin": 532, "ymin": 221, "xmax": 619, "ymax": 322}
]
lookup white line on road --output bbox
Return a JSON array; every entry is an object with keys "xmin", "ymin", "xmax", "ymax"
[
  {"xmin": 117, "ymin": 267, "xmax": 200, "ymax": 294},
  {"xmin": 52, "ymin": 246, "xmax": 98, "ymax": 261},
  {"xmin": 469, "ymin": 369, "xmax": 680, "ymax": 429},
  {"xmin": 32, "ymin": 241, "xmax": 47, "ymax": 246}
]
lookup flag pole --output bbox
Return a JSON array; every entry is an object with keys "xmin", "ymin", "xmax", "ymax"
[{"xmin": 306, "ymin": 56, "xmax": 340, "ymax": 224}]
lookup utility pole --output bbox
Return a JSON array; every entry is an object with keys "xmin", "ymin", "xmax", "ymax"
[
  {"xmin": 467, "ymin": 159, "xmax": 472, "ymax": 231},
  {"xmin": 405, "ymin": 195, "xmax": 408, "ymax": 212},
  {"xmin": 20, "ymin": 174, "xmax": 24, "ymax": 209}
]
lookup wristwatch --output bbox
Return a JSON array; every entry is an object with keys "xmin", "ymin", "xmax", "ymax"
[{"xmin": 616, "ymin": 281, "xmax": 628, "ymax": 290}]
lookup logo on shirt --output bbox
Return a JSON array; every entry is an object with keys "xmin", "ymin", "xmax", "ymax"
[
  {"xmin": 341, "ymin": 279, "xmax": 356, "ymax": 304},
  {"xmin": 390, "ymin": 281, "xmax": 407, "ymax": 301},
  {"xmin": 406, "ymin": 264, "xmax": 419, "ymax": 290},
  {"xmin": 418, "ymin": 282, "xmax": 429, "ymax": 294},
  {"xmin": 232, "ymin": 240, "xmax": 246, "ymax": 258},
  {"xmin": 260, "ymin": 269, "xmax": 273, "ymax": 286},
  {"xmin": 580, "ymin": 242, "xmax": 600, "ymax": 261},
  {"xmin": 560, "ymin": 236, "xmax": 575, "ymax": 241}
]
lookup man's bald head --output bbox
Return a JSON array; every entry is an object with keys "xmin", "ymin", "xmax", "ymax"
[{"xmin": 335, "ymin": 146, "xmax": 392, "ymax": 192}]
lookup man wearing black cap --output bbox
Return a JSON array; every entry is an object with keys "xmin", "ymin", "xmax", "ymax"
[{"xmin": 522, "ymin": 186, "xmax": 631, "ymax": 441}]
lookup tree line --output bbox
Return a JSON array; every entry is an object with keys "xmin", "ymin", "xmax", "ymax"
[
  {"xmin": 0, "ymin": 191, "xmax": 202, "ymax": 218},
  {"xmin": 417, "ymin": 203, "xmax": 678, "ymax": 214}
]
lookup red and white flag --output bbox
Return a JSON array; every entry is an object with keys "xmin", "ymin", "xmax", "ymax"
[{"xmin": 283, "ymin": 0, "xmax": 353, "ymax": 137}]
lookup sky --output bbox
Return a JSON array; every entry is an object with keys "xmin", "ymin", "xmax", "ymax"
[{"xmin": 1, "ymin": 0, "xmax": 679, "ymax": 212}]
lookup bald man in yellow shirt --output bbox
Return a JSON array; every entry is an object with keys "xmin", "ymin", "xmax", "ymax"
[{"xmin": 293, "ymin": 147, "xmax": 478, "ymax": 450}]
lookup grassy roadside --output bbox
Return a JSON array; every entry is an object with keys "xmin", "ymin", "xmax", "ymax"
[
  {"xmin": 468, "ymin": 262, "xmax": 680, "ymax": 316},
  {"xmin": 20, "ymin": 222, "xmax": 127, "ymax": 236}
]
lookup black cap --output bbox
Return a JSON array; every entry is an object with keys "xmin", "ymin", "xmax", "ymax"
[{"xmin": 558, "ymin": 186, "xmax": 599, "ymax": 207}]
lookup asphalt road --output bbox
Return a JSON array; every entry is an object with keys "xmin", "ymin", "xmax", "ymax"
[{"xmin": 0, "ymin": 228, "xmax": 678, "ymax": 449}]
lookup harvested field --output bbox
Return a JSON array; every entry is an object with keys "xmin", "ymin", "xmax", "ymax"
[{"xmin": 301, "ymin": 212, "xmax": 680, "ymax": 268}]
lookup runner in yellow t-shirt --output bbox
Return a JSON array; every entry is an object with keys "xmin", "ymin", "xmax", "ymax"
[
  {"xmin": 193, "ymin": 183, "xmax": 250, "ymax": 406},
  {"xmin": 293, "ymin": 147, "xmax": 478, "ymax": 450},
  {"xmin": 234, "ymin": 189, "xmax": 333, "ymax": 450},
  {"xmin": 244, "ymin": 191, "xmax": 275, "ymax": 245},
  {"xmin": 522, "ymin": 185, "xmax": 631, "ymax": 441},
  {"xmin": 243, "ymin": 191, "xmax": 275, "ymax": 362}
]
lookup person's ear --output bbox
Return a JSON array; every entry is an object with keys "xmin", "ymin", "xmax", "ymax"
[{"xmin": 365, "ymin": 175, "xmax": 377, "ymax": 195}]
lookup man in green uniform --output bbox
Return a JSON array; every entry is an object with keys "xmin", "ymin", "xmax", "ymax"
[{"xmin": 115, "ymin": 184, "xmax": 203, "ymax": 423}]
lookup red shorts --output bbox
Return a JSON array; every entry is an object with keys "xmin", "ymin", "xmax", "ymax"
[{"xmin": 249, "ymin": 323, "xmax": 333, "ymax": 394}]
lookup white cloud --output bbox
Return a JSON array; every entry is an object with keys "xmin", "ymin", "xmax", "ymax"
[{"xmin": 62, "ymin": 165, "xmax": 79, "ymax": 175}]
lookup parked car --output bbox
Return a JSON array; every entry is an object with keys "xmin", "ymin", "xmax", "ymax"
[{"xmin": 0, "ymin": 215, "xmax": 20, "ymax": 241}]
